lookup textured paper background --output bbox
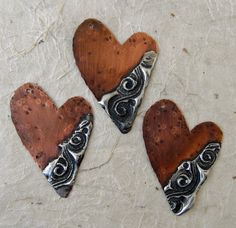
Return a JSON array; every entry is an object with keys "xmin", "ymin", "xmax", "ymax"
[{"xmin": 0, "ymin": 0, "xmax": 236, "ymax": 227}]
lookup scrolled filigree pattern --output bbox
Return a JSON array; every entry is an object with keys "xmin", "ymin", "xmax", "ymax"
[
  {"xmin": 99, "ymin": 51, "xmax": 157, "ymax": 133},
  {"xmin": 164, "ymin": 142, "xmax": 221, "ymax": 215},
  {"xmin": 196, "ymin": 142, "xmax": 220, "ymax": 170},
  {"xmin": 43, "ymin": 114, "xmax": 93, "ymax": 197}
]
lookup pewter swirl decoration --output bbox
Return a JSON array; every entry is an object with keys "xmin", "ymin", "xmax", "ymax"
[
  {"xmin": 164, "ymin": 142, "xmax": 221, "ymax": 215},
  {"xmin": 43, "ymin": 114, "xmax": 93, "ymax": 197},
  {"xmin": 99, "ymin": 51, "xmax": 157, "ymax": 133}
]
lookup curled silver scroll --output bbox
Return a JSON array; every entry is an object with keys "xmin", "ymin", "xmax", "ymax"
[
  {"xmin": 43, "ymin": 114, "xmax": 93, "ymax": 197},
  {"xmin": 99, "ymin": 51, "xmax": 157, "ymax": 133},
  {"xmin": 164, "ymin": 142, "xmax": 221, "ymax": 215}
]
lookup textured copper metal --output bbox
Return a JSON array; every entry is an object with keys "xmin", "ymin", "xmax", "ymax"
[{"xmin": 143, "ymin": 99, "xmax": 223, "ymax": 215}]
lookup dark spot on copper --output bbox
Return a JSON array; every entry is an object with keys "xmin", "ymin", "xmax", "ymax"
[
  {"xmin": 36, "ymin": 152, "xmax": 43, "ymax": 159},
  {"xmin": 206, "ymin": 123, "xmax": 212, "ymax": 127},
  {"xmin": 209, "ymin": 132, "xmax": 215, "ymax": 137}
]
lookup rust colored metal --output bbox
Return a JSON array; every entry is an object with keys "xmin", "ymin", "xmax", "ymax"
[
  {"xmin": 143, "ymin": 99, "xmax": 223, "ymax": 187},
  {"xmin": 73, "ymin": 18, "xmax": 158, "ymax": 100},
  {"xmin": 143, "ymin": 99, "xmax": 223, "ymax": 215},
  {"xmin": 10, "ymin": 83, "xmax": 92, "ymax": 170}
]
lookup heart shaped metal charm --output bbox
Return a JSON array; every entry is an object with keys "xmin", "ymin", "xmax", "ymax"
[
  {"xmin": 73, "ymin": 18, "xmax": 159, "ymax": 133},
  {"xmin": 11, "ymin": 83, "xmax": 93, "ymax": 197},
  {"xmin": 143, "ymin": 99, "xmax": 223, "ymax": 215}
]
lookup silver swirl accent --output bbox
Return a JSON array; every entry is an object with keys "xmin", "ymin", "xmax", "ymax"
[
  {"xmin": 99, "ymin": 51, "xmax": 157, "ymax": 133},
  {"xmin": 43, "ymin": 114, "xmax": 93, "ymax": 197},
  {"xmin": 164, "ymin": 142, "xmax": 221, "ymax": 215}
]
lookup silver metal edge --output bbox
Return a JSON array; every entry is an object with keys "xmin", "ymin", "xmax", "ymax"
[
  {"xmin": 98, "ymin": 50, "xmax": 158, "ymax": 133},
  {"xmin": 42, "ymin": 114, "xmax": 93, "ymax": 197},
  {"xmin": 163, "ymin": 142, "xmax": 221, "ymax": 215}
]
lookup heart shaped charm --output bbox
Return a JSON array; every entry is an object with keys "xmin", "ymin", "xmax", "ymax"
[
  {"xmin": 10, "ymin": 83, "xmax": 93, "ymax": 197},
  {"xmin": 73, "ymin": 19, "xmax": 158, "ymax": 133},
  {"xmin": 143, "ymin": 99, "xmax": 223, "ymax": 215}
]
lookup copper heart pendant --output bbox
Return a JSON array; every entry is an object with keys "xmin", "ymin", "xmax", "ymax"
[
  {"xmin": 143, "ymin": 99, "xmax": 223, "ymax": 215},
  {"xmin": 73, "ymin": 19, "xmax": 159, "ymax": 133},
  {"xmin": 10, "ymin": 83, "xmax": 93, "ymax": 197}
]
